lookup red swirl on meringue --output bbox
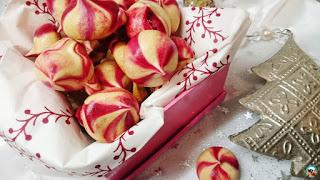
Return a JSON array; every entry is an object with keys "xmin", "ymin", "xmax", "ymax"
[
  {"xmin": 26, "ymin": 23, "xmax": 61, "ymax": 57},
  {"xmin": 35, "ymin": 38, "xmax": 94, "ymax": 91},
  {"xmin": 84, "ymin": 74, "xmax": 102, "ymax": 95},
  {"xmin": 80, "ymin": 88, "xmax": 140, "ymax": 143},
  {"xmin": 112, "ymin": 0, "xmax": 137, "ymax": 10},
  {"xmin": 132, "ymin": 83, "xmax": 149, "ymax": 103},
  {"xmin": 95, "ymin": 60, "xmax": 132, "ymax": 90},
  {"xmin": 61, "ymin": 0, "xmax": 127, "ymax": 40},
  {"xmin": 47, "ymin": 0, "xmax": 70, "ymax": 24},
  {"xmin": 171, "ymin": 36, "xmax": 195, "ymax": 70},
  {"xmin": 197, "ymin": 147, "xmax": 240, "ymax": 180},
  {"xmin": 151, "ymin": 0, "xmax": 181, "ymax": 33},
  {"xmin": 113, "ymin": 30, "xmax": 178, "ymax": 87},
  {"xmin": 84, "ymin": 60, "xmax": 132, "ymax": 95},
  {"xmin": 126, "ymin": 0, "xmax": 172, "ymax": 38}
]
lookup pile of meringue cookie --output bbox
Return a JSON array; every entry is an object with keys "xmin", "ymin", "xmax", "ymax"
[{"xmin": 27, "ymin": 0, "xmax": 195, "ymax": 143}]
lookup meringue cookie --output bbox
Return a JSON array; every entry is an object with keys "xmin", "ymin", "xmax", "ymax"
[
  {"xmin": 47, "ymin": 0, "xmax": 70, "ymax": 24},
  {"xmin": 26, "ymin": 23, "xmax": 61, "ymax": 57},
  {"xmin": 113, "ymin": 30, "xmax": 178, "ymax": 87},
  {"xmin": 35, "ymin": 38, "xmax": 94, "ymax": 91},
  {"xmin": 112, "ymin": 0, "xmax": 136, "ymax": 10},
  {"xmin": 61, "ymin": 0, "xmax": 127, "ymax": 40},
  {"xmin": 171, "ymin": 36, "xmax": 195, "ymax": 70},
  {"xmin": 126, "ymin": 0, "xmax": 172, "ymax": 38},
  {"xmin": 80, "ymin": 88, "xmax": 140, "ymax": 143},
  {"xmin": 95, "ymin": 60, "xmax": 132, "ymax": 90},
  {"xmin": 152, "ymin": 0, "xmax": 181, "ymax": 33}
]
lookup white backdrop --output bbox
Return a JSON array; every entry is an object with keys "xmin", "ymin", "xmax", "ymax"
[{"xmin": 1, "ymin": 0, "xmax": 320, "ymax": 179}]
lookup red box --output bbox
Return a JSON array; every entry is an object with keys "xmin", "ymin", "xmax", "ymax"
[{"xmin": 107, "ymin": 65, "xmax": 230, "ymax": 179}]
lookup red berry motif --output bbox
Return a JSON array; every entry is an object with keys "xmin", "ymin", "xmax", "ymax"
[
  {"xmin": 184, "ymin": 7, "xmax": 225, "ymax": 46},
  {"xmin": 113, "ymin": 130, "xmax": 137, "ymax": 163},
  {"xmin": 25, "ymin": 0, "xmax": 56, "ymax": 23},
  {"xmin": 8, "ymin": 107, "xmax": 72, "ymax": 142}
]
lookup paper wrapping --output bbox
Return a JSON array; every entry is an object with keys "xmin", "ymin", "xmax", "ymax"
[{"xmin": 0, "ymin": 0, "xmax": 249, "ymax": 177}]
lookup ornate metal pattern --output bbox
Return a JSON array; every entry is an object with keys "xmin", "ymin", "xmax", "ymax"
[
  {"xmin": 183, "ymin": 0, "xmax": 215, "ymax": 7},
  {"xmin": 230, "ymin": 31, "xmax": 320, "ymax": 177}
]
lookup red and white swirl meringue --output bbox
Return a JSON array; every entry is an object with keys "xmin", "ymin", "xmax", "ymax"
[
  {"xmin": 132, "ymin": 83, "xmax": 149, "ymax": 103},
  {"xmin": 84, "ymin": 60, "xmax": 131, "ymax": 95},
  {"xmin": 171, "ymin": 36, "xmax": 195, "ymax": 70},
  {"xmin": 95, "ymin": 60, "xmax": 132, "ymax": 90},
  {"xmin": 47, "ymin": 0, "xmax": 70, "ymax": 24},
  {"xmin": 61, "ymin": 0, "xmax": 127, "ymax": 40},
  {"xmin": 126, "ymin": 0, "xmax": 171, "ymax": 38},
  {"xmin": 197, "ymin": 147, "xmax": 240, "ymax": 180},
  {"xmin": 112, "ymin": 0, "xmax": 136, "ymax": 10},
  {"xmin": 80, "ymin": 88, "xmax": 140, "ymax": 143},
  {"xmin": 75, "ymin": 106, "xmax": 84, "ymax": 127},
  {"xmin": 151, "ymin": 0, "xmax": 181, "ymax": 33},
  {"xmin": 113, "ymin": 30, "xmax": 178, "ymax": 87},
  {"xmin": 84, "ymin": 74, "xmax": 102, "ymax": 95},
  {"xmin": 26, "ymin": 23, "xmax": 61, "ymax": 57},
  {"xmin": 35, "ymin": 38, "xmax": 94, "ymax": 91},
  {"xmin": 81, "ymin": 40, "xmax": 100, "ymax": 54}
]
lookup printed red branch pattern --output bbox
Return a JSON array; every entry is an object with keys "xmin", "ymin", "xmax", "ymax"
[
  {"xmin": 79, "ymin": 165, "xmax": 112, "ymax": 177},
  {"xmin": 1, "ymin": 132, "xmax": 60, "ymax": 170},
  {"xmin": 1, "ymin": 132, "xmax": 113, "ymax": 177},
  {"xmin": 177, "ymin": 55, "xmax": 230, "ymax": 94},
  {"xmin": 184, "ymin": 7, "xmax": 226, "ymax": 46},
  {"xmin": 200, "ymin": 48, "xmax": 219, "ymax": 66},
  {"xmin": 113, "ymin": 130, "xmax": 137, "ymax": 164},
  {"xmin": 2, "ymin": 132, "xmax": 109, "ymax": 176},
  {"xmin": 0, "ymin": 132, "xmax": 34, "ymax": 160},
  {"xmin": 25, "ymin": 0, "xmax": 56, "ymax": 24},
  {"xmin": 1, "ymin": 132, "xmax": 61, "ymax": 171},
  {"xmin": 0, "ymin": 132, "xmax": 49, "ymax": 169},
  {"xmin": 8, "ymin": 107, "xmax": 72, "ymax": 142}
]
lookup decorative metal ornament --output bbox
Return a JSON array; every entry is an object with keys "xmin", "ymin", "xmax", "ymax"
[
  {"xmin": 230, "ymin": 30, "xmax": 320, "ymax": 177},
  {"xmin": 184, "ymin": 0, "xmax": 215, "ymax": 7}
]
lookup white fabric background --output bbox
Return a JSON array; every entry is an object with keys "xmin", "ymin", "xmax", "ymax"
[{"xmin": 1, "ymin": 0, "xmax": 320, "ymax": 179}]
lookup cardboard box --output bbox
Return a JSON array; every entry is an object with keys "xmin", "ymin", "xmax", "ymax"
[{"xmin": 107, "ymin": 65, "xmax": 230, "ymax": 179}]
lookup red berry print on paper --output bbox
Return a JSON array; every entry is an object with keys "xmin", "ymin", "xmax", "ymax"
[
  {"xmin": 113, "ymin": 130, "xmax": 137, "ymax": 164},
  {"xmin": 177, "ymin": 55, "xmax": 230, "ymax": 94},
  {"xmin": 8, "ymin": 107, "xmax": 72, "ymax": 142},
  {"xmin": 2, "ymin": 132, "xmax": 114, "ymax": 177},
  {"xmin": 81, "ymin": 165, "xmax": 112, "ymax": 177},
  {"xmin": 25, "ymin": 0, "xmax": 56, "ymax": 24},
  {"xmin": 184, "ymin": 7, "xmax": 226, "ymax": 46},
  {"xmin": 0, "ymin": 132, "xmax": 40, "ymax": 161}
]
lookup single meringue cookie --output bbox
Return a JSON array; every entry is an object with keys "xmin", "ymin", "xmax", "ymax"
[
  {"xmin": 152, "ymin": 0, "xmax": 181, "ymax": 33},
  {"xmin": 47, "ymin": 0, "xmax": 70, "ymax": 25},
  {"xmin": 132, "ymin": 83, "xmax": 149, "ymax": 103},
  {"xmin": 61, "ymin": 0, "xmax": 127, "ymax": 40},
  {"xmin": 84, "ymin": 74, "xmax": 103, "ymax": 95},
  {"xmin": 84, "ymin": 59, "xmax": 132, "ymax": 95},
  {"xmin": 35, "ymin": 38, "xmax": 94, "ymax": 91},
  {"xmin": 80, "ymin": 88, "xmax": 140, "ymax": 143},
  {"xmin": 171, "ymin": 36, "xmax": 195, "ymax": 70},
  {"xmin": 112, "ymin": 0, "xmax": 137, "ymax": 10},
  {"xmin": 126, "ymin": 0, "xmax": 172, "ymax": 38},
  {"xmin": 95, "ymin": 60, "xmax": 132, "ymax": 90},
  {"xmin": 113, "ymin": 30, "xmax": 178, "ymax": 87},
  {"xmin": 80, "ymin": 40, "xmax": 100, "ymax": 54},
  {"xmin": 26, "ymin": 23, "xmax": 61, "ymax": 57}
]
